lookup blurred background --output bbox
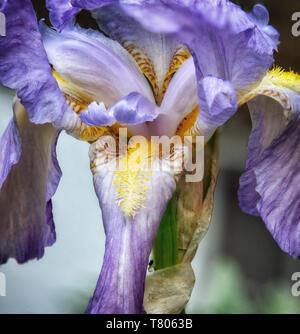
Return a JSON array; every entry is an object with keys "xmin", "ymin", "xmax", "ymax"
[{"xmin": 0, "ymin": 0, "xmax": 300, "ymax": 314}]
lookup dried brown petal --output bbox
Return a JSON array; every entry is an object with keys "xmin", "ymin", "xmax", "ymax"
[{"xmin": 144, "ymin": 263, "xmax": 195, "ymax": 314}]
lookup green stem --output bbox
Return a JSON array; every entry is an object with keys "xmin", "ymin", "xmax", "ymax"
[
  {"xmin": 153, "ymin": 195, "xmax": 178, "ymax": 270},
  {"xmin": 153, "ymin": 195, "xmax": 188, "ymax": 314}
]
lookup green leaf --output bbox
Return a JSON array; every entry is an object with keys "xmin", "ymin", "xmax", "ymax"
[{"xmin": 153, "ymin": 195, "xmax": 178, "ymax": 270}]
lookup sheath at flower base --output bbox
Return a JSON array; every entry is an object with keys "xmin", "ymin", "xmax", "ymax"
[{"xmin": 0, "ymin": 0, "xmax": 299, "ymax": 315}]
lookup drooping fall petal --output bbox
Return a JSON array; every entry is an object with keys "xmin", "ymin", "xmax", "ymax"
[
  {"xmin": 86, "ymin": 136, "xmax": 185, "ymax": 313},
  {"xmin": 0, "ymin": 101, "xmax": 61, "ymax": 264},
  {"xmin": 239, "ymin": 69, "xmax": 300, "ymax": 258}
]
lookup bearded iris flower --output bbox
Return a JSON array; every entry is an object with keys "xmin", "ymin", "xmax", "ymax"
[{"xmin": 0, "ymin": 0, "xmax": 299, "ymax": 314}]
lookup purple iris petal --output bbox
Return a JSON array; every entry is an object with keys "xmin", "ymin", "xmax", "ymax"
[
  {"xmin": 71, "ymin": 0, "xmax": 116, "ymax": 9},
  {"xmin": 0, "ymin": 116, "xmax": 21, "ymax": 190},
  {"xmin": 47, "ymin": 0, "xmax": 116, "ymax": 30},
  {"xmin": 45, "ymin": 0, "xmax": 279, "ymax": 88},
  {"xmin": 0, "ymin": 101, "xmax": 62, "ymax": 264},
  {"xmin": 86, "ymin": 138, "xmax": 178, "ymax": 313},
  {"xmin": 239, "ymin": 93, "xmax": 300, "ymax": 258},
  {"xmin": 153, "ymin": 58, "xmax": 198, "ymax": 137},
  {"xmin": 0, "ymin": 0, "xmax": 7, "ymax": 11},
  {"xmin": 86, "ymin": 200, "xmax": 160, "ymax": 314},
  {"xmin": 121, "ymin": 0, "xmax": 278, "ymax": 133},
  {"xmin": 46, "ymin": 0, "xmax": 81, "ymax": 32},
  {"xmin": 80, "ymin": 92, "xmax": 159, "ymax": 127},
  {"xmin": 80, "ymin": 102, "xmax": 111, "ymax": 126},
  {"xmin": 91, "ymin": 3, "xmax": 182, "ymax": 100},
  {"xmin": 41, "ymin": 23, "xmax": 153, "ymax": 108},
  {"xmin": 122, "ymin": 0, "xmax": 279, "ymax": 82},
  {"xmin": 197, "ymin": 76, "xmax": 237, "ymax": 138},
  {"xmin": 254, "ymin": 117, "xmax": 300, "ymax": 258},
  {"xmin": 44, "ymin": 0, "xmax": 279, "ymax": 136},
  {"xmin": 239, "ymin": 96, "xmax": 288, "ymax": 216},
  {"xmin": 0, "ymin": 0, "xmax": 69, "ymax": 125}
]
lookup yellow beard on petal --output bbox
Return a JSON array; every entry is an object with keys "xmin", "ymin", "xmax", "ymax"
[
  {"xmin": 113, "ymin": 137, "xmax": 185, "ymax": 218},
  {"xmin": 238, "ymin": 66, "xmax": 300, "ymax": 106},
  {"xmin": 113, "ymin": 139, "xmax": 152, "ymax": 218},
  {"xmin": 263, "ymin": 66, "xmax": 300, "ymax": 94}
]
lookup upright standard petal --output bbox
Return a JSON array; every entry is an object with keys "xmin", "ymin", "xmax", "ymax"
[
  {"xmin": 153, "ymin": 59, "xmax": 237, "ymax": 139},
  {"xmin": 86, "ymin": 135, "xmax": 185, "ymax": 313},
  {"xmin": 0, "ymin": 0, "xmax": 69, "ymax": 125},
  {"xmin": 0, "ymin": 101, "xmax": 62, "ymax": 264},
  {"xmin": 122, "ymin": 1, "xmax": 278, "ymax": 90},
  {"xmin": 91, "ymin": 3, "xmax": 187, "ymax": 104},
  {"xmin": 152, "ymin": 57, "xmax": 198, "ymax": 137},
  {"xmin": 44, "ymin": 0, "xmax": 278, "ymax": 92},
  {"xmin": 121, "ymin": 1, "xmax": 278, "ymax": 136},
  {"xmin": 41, "ymin": 23, "xmax": 154, "ymax": 108},
  {"xmin": 43, "ymin": 0, "xmax": 278, "ymax": 136},
  {"xmin": 238, "ymin": 69, "xmax": 300, "ymax": 258}
]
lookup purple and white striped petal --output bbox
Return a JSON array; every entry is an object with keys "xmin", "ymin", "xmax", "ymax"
[
  {"xmin": 154, "ymin": 59, "xmax": 237, "ymax": 139},
  {"xmin": 41, "ymin": 23, "xmax": 154, "ymax": 108},
  {"xmin": 239, "ymin": 96, "xmax": 289, "ymax": 216},
  {"xmin": 0, "ymin": 101, "xmax": 62, "ymax": 264},
  {"xmin": 121, "ymin": 1, "xmax": 278, "ymax": 136},
  {"xmin": 44, "ymin": 0, "xmax": 279, "ymax": 137},
  {"xmin": 0, "ymin": 0, "xmax": 70, "ymax": 125},
  {"xmin": 239, "ymin": 74, "xmax": 300, "ymax": 258},
  {"xmin": 122, "ymin": 1, "xmax": 278, "ymax": 90},
  {"xmin": 152, "ymin": 58, "xmax": 198, "ymax": 137},
  {"xmin": 91, "ymin": 3, "xmax": 184, "ymax": 102},
  {"xmin": 44, "ymin": 0, "xmax": 279, "ymax": 86},
  {"xmin": 86, "ymin": 136, "xmax": 184, "ymax": 313},
  {"xmin": 44, "ymin": 0, "xmax": 278, "ymax": 93},
  {"xmin": 251, "ymin": 115, "xmax": 300, "ymax": 258}
]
